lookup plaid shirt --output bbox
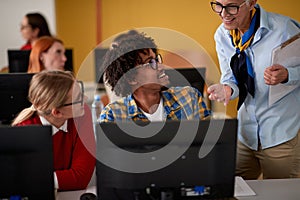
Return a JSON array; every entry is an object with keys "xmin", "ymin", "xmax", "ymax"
[{"xmin": 100, "ymin": 86, "xmax": 210, "ymax": 123}]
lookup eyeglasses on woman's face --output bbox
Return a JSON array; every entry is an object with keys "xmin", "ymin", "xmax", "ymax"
[
  {"xmin": 210, "ymin": 1, "xmax": 247, "ymax": 15},
  {"xmin": 20, "ymin": 24, "xmax": 32, "ymax": 31},
  {"xmin": 62, "ymin": 80, "xmax": 84, "ymax": 107},
  {"xmin": 136, "ymin": 54, "xmax": 163, "ymax": 70}
]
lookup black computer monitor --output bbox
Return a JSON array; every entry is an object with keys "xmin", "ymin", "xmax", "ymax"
[
  {"xmin": 165, "ymin": 67, "xmax": 206, "ymax": 94},
  {"xmin": 94, "ymin": 47, "xmax": 109, "ymax": 85},
  {"xmin": 0, "ymin": 73, "xmax": 34, "ymax": 125},
  {"xmin": 64, "ymin": 48, "xmax": 73, "ymax": 71},
  {"xmin": 0, "ymin": 125, "xmax": 54, "ymax": 200},
  {"xmin": 96, "ymin": 119, "xmax": 238, "ymax": 200},
  {"xmin": 7, "ymin": 50, "xmax": 31, "ymax": 73},
  {"xmin": 7, "ymin": 49, "xmax": 73, "ymax": 72}
]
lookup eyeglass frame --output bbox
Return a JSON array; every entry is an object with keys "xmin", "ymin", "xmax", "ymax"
[
  {"xmin": 61, "ymin": 80, "xmax": 84, "ymax": 107},
  {"xmin": 136, "ymin": 54, "xmax": 163, "ymax": 70},
  {"xmin": 20, "ymin": 24, "xmax": 32, "ymax": 30},
  {"xmin": 210, "ymin": 0, "xmax": 247, "ymax": 15}
]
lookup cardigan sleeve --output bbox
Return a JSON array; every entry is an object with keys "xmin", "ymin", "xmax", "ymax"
[{"xmin": 55, "ymin": 104, "xmax": 96, "ymax": 191}]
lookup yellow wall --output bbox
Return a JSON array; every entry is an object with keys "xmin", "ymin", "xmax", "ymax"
[
  {"xmin": 56, "ymin": 0, "xmax": 300, "ymax": 117},
  {"xmin": 55, "ymin": 0, "xmax": 97, "ymax": 81}
]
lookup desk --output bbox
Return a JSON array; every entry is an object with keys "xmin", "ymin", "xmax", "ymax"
[
  {"xmin": 237, "ymin": 178, "xmax": 300, "ymax": 200},
  {"xmin": 57, "ymin": 178, "xmax": 300, "ymax": 200}
]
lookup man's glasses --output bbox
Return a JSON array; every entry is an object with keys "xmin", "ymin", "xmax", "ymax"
[
  {"xmin": 210, "ymin": 1, "xmax": 247, "ymax": 15},
  {"xmin": 62, "ymin": 80, "xmax": 84, "ymax": 107},
  {"xmin": 137, "ymin": 54, "xmax": 163, "ymax": 70}
]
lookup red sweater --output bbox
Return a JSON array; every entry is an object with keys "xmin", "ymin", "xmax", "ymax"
[
  {"xmin": 16, "ymin": 104, "xmax": 96, "ymax": 191},
  {"xmin": 20, "ymin": 42, "xmax": 32, "ymax": 50}
]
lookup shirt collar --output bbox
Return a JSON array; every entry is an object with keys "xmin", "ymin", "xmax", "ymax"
[
  {"xmin": 126, "ymin": 90, "xmax": 182, "ymax": 119},
  {"xmin": 39, "ymin": 116, "xmax": 68, "ymax": 136},
  {"xmin": 127, "ymin": 94, "xmax": 148, "ymax": 119},
  {"xmin": 223, "ymin": 5, "xmax": 270, "ymax": 48}
]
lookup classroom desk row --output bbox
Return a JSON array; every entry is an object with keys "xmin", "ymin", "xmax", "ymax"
[{"xmin": 57, "ymin": 178, "xmax": 300, "ymax": 200}]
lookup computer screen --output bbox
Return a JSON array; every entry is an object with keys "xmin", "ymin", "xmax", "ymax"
[
  {"xmin": 0, "ymin": 125, "xmax": 54, "ymax": 200},
  {"xmin": 165, "ymin": 67, "xmax": 206, "ymax": 94},
  {"xmin": 94, "ymin": 47, "xmax": 109, "ymax": 85},
  {"xmin": 64, "ymin": 48, "xmax": 73, "ymax": 72},
  {"xmin": 7, "ymin": 49, "xmax": 73, "ymax": 73},
  {"xmin": 96, "ymin": 119, "xmax": 238, "ymax": 200},
  {"xmin": 0, "ymin": 73, "xmax": 34, "ymax": 125},
  {"xmin": 7, "ymin": 50, "xmax": 31, "ymax": 73}
]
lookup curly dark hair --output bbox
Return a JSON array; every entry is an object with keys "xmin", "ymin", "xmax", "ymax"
[{"xmin": 102, "ymin": 31, "xmax": 158, "ymax": 97}]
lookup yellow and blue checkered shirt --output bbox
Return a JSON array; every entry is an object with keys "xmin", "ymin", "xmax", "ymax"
[{"xmin": 100, "ymin": 86, "xmax": 210, "ymax": 123}]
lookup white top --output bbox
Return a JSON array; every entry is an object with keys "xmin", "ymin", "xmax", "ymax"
[
  {"xmin": 141, "ymin": 98, "xmax": 165, "ymax": 121},
  {"xmin": 39, "ymin": 116, "xmax": 69, "ymax": 189},
  {"xmin": 39, "ymin": 116, "xmax": 68, "ymax": 135}
]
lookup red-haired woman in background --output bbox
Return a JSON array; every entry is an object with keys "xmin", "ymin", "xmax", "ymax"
[{"xmin": 27, "ymin": 36, "xmax": 67, "ymax": 73}]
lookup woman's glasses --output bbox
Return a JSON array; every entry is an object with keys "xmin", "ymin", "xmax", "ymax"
[
  {"xmin": 210, "ymin": 1, "xmax": 246, "ymax": 15},
  {"xmin": 137, "ymin": 54, "xmax": 163, "ymax": 70},
  {"xmin": 62, "ymin": 81, "xmax": 84, "ymax": 107}
]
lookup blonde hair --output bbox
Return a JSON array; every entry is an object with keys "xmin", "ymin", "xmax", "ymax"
[
  {"xmin": 12, "ymin": 70, "xmax": 75, "ymax": 126},
  {"xmin": 27, "ymin": 36, "xmax": 64, "ymax": 73}
]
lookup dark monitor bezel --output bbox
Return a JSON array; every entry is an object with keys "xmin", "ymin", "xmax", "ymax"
[
  {"xmin": 7, "ymin": 49, "xmax": 73, "ymax": 73},
  {"xmin": 94, "ymin": 47, "xmax": 109, "ymax": 84},
  {"xmin": 96, "ymin": 119, "xmax": 237, "ymax": 199},
  {"xmin": 165, "ymin": 67, "xmax": 206, "ymax": 95},
  {"xmin": 7, "ymin": 49, "xmax": 31, "ymax": 73},
  {"xmin": 64, "ymin": 48, "xmax": 73, "ymax": 72},
  {"xmin": 0, "ymin": 73, "xmax": 34, "ymax": 125},
  {"xmin": 0, "ymin": 125, "xmax": 54, "ymax": 200}
]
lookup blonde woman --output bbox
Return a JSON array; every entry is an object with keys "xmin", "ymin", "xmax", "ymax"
[{"xmin": 12, "ymin": 70, "xmax": 95, "ymax": 191}]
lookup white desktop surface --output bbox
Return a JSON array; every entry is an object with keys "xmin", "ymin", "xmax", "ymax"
[
  {"xmin": 57, "ymin": 178, "xmax": 300, "ymax": 200},
  {"xmin": 238, "ymin": 178, "xmax": 300, "ymax": 200}
]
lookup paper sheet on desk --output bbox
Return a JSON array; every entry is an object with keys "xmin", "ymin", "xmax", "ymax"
[
  {"xmin": 234, "ymin": 176, "xmax": 256, "ymax": 197},
  {"xmin": 85, "ymin": 185, "xmax": 97, "ymax": 194},
  {"xmin": 269, "ymin": 33, "xmax": 300, "ymax": 106}
]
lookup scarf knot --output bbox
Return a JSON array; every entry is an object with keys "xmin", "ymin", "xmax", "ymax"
[{"xmin": 230, "ymin": 7, "xmax": 260, "ymax": 110}]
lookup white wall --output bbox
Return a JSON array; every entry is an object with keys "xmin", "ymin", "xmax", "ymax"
[{"xmin": 0, "ymin": 0, "xmax": 56, "ymax": 70}]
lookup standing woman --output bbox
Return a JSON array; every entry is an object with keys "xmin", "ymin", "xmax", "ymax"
[
  {"xmin": 207, "ymin": 0, "xmax": 300, "ymax": 179},
  {"xmin": 20, "ymin": 12, "xmax": 51, "ymax": 50},
  {"xmin": 12, "ymin": 70, "xmax": 96, "ymax": 191},
  {"xmin": 27, "ymin": 36, "xmax": 67, "ymax": 73}
]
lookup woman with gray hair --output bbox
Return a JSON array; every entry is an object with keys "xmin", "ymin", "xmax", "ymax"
[{"xmin": 208, "ymin": 0, "xmax": 300, "ymax": 179}]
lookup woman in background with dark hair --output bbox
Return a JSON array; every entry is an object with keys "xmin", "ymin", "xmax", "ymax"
[{"xmin": 20, "ymin": 12, "xmax": 51, "ymax": 50}]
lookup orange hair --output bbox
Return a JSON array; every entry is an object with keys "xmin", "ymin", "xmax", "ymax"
[{"xmin": 27, "ymin": 36, "xmax": 63, "ymax": 73}]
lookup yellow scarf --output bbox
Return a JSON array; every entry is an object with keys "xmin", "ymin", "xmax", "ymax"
[{"xmin": 230, "ymin": 8, "xmax": 257, "ymax": 52}]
